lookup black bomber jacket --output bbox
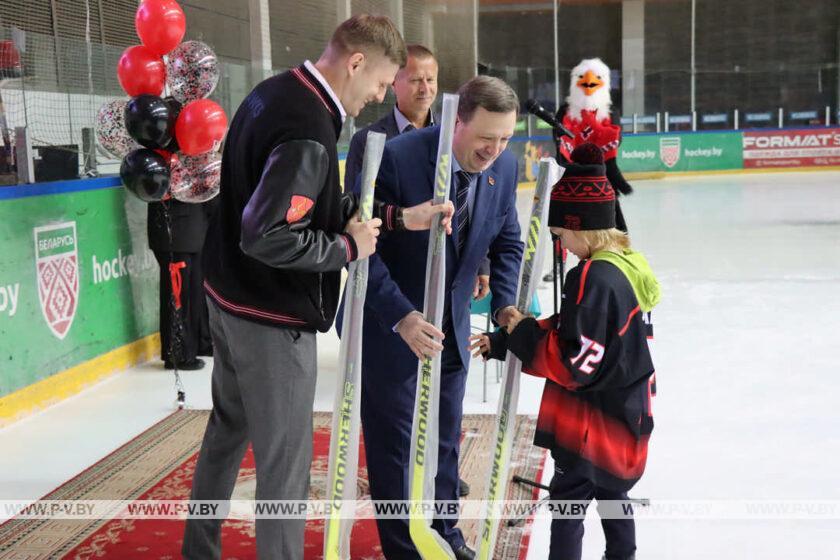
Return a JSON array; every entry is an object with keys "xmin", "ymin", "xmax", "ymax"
[{"xmin": 203, "ymin": 64, "xmax": 402, "ymax": 332}]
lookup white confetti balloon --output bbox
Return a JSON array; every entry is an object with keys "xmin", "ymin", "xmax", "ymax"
[
  {"xmin": 166, "ymin": 41, "xmax": 220, "ymax": 104},
  {"xmin": 95, "ymin": 99, "xmax": 140, "ymax": 158},
  {"xmin": 170, "ymin": 151, "xmax": 221, "ymax": 203}
]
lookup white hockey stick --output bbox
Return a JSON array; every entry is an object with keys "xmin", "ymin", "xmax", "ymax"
[{"xmin": 323, "ymin": 131, "xmax": 386, "ymax": 560}]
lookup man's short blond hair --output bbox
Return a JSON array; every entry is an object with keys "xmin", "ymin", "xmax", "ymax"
[
  {"xmin": 406, "ymin": 44, "xmax": 435, "ymax": 61},
  {"xmin": 329, "ymin": 15, "xmax": 407, "ymax": 67}
]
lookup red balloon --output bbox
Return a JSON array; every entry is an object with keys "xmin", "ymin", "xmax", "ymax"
[
  {"xmin": 135, "ymin": 0, "xmax": 186, "ymax": 56},
  {"xmin": 175, "ymin": 100, "xmax": 228, "ymax": 155},
  {"xmin": 117, "ymin": 45, "xmax": 165, "ymax": 96}
]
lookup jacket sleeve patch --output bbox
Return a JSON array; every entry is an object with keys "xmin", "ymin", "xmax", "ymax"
[{"xmin": 286, "ymin": 195, "xmax": 315, "ymax": 224}]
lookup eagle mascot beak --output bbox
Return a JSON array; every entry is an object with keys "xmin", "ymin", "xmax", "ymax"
[{"xmin": 576, "ymin": 69, "xmax": 604, "ymax": 96}]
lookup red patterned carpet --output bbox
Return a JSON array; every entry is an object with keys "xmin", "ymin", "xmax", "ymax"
[{"xmin": 0, "ymin": 410, "xmax": 545, "ymax": 559}]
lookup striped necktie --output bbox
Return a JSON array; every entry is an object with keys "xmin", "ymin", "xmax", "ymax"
[{"xmin": 455, "ymin": 170, "xmax": 472, "ymax": 253}]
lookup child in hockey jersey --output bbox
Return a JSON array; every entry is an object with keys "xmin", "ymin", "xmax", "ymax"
[{"xmin": 469, "ymin": 143, "xmax": 660, "ymax": 560}]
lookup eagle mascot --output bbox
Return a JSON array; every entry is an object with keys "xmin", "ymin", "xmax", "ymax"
[{"xmin": 555, "ymin": 57, "xmax": 632, "ymax": 231}]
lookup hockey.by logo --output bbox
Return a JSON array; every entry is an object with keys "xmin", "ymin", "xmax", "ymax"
[
  {"xmin": 34, "ymin": 222, "xmax": 79, "ymax": 339},
  {"xmin": 0, "ymin": 283, "xmax": 19, "ymax": 317},
  {"xmin": 660, "ymin": 137, "xmax": 681, "ymax": 168}
]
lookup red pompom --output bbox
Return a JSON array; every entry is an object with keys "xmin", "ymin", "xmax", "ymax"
[{"xmin": 570, "ymin": 142, "xmax": 603, "ymax": 165}]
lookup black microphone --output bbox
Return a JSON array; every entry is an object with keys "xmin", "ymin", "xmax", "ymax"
[{"xmin": 525, "ymin": 99, "xmax": 574, "ymax": 138}]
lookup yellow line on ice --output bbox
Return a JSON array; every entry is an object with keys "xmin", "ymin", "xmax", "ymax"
[{"xmin": 0, "ymin": 333, "xmax": 160, "ymax": 426}]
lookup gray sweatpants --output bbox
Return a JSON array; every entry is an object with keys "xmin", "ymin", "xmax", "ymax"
[{"xmin": 182, "ymin": 298, "xmax": 317, "ymax": 559}]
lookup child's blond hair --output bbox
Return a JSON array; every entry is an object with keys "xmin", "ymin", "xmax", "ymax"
[{"xmin": 577, "ymin": 228, "xmax": 631, "ymax": 254}]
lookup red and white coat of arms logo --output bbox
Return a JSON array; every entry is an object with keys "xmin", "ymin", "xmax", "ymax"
[
  {"xmin": 660, "ymin": 137, "xmax": 681, "ymax": 168},
  {"xmin": 33, "ymin": 222, "xmax": 79, "ymax": 339}
]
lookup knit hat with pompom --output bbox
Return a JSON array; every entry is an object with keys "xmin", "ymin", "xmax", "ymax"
[{"xmin": 549, "ymin": 142, "xmax": 616, "ymax": 230}]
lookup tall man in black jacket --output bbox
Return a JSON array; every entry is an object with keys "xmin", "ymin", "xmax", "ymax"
[{"xmin": 183, "ymin": 15, "xmax": 453, "ymax": 560}]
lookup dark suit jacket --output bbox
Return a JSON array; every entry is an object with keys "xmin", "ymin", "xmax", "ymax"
[
  {"xmin": 339, "ymin": 126, "xmax": 523, "ymax": 371},
  {"xmin": 344, "ymin": 112, "xmax": 400, "ymax": 193},
  {"xmin": 345, "ymin": 110, "xmax": 491, "ymax": 277}
]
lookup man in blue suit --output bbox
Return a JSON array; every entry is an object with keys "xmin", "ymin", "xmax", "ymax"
[
  {"xmin": 346, "ymin": 44, "xmax": 489, "ymax": 499},
  {"xmin": 341, "ymin": 76, "xmax": 524, "ymax": 559}
]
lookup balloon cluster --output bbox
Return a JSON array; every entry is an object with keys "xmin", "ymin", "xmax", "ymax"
[{"xmin": 95, "ymin": 0, "xmax": 226, "ymax": 203}]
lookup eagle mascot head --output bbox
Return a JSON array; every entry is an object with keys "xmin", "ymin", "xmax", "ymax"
[{"xmin": 566, "ymin": 58, "xmax": 612, "ymax": 122}]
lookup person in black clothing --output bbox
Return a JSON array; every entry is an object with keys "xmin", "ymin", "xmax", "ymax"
[
  {"xmin": 183, "ymin": 15, "xmax": 453, "ymax": 560},
  {"xmin": 147, "ymin": 198, "xmax": 215, "ymax": 370}
]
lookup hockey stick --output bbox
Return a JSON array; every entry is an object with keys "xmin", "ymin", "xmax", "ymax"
[
  {"xmin": 506, "ymin": 476, "xmax": 650, "ymax": 527},
  {"xmin": 407, "ymin": 93, "xmax": 459, "ymax": 560},
  {"xmin": 476, "ymin": 158, "xmax": 563, "ymax": 560},
  {"xmin": 323, "ymin": 131, "xmax": 386, "ymax": 560}
]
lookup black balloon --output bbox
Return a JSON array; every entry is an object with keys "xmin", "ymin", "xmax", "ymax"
[
  {"xmin": 124, "ymin": 94, "xmax": 176, "ymax": 150},
  {"xmin": 162, "ymin": 96, "xmax": 182, "ymax": 153},
  {"xmin": 120, "ymin": 149, "xmax": 170, "ymax": 202}
]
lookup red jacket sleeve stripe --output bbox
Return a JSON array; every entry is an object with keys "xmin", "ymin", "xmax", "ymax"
[
  {"xmin": 576, "ymin": 260, "xmax": 592, "ymax": 304},
  {"xmin": 618, "ymin": 305, "xmax": 641, "ymax": 336},
  {"xmin": 523, "ymin": 328, "xmax": 582, "ymax": 390}
]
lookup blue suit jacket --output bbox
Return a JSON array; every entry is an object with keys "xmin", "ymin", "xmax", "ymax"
[
  {"xmin": 344, "ymin": 112, "xmax": 400, "ymax": 192},
  {"xmin": 346, "ymin": 112, "xmax": 491, "ymax": 278},
  {"xmin": 340, "ymin": 126, "xmax": 523, "ymax": 372}
]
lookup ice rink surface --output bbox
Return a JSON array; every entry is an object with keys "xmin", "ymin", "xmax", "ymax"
[{"xmin": 2, "ymin": 170, "xmax": 839, "ymax": 558}]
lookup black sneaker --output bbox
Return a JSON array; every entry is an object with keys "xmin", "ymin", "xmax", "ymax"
[
  {"xmin": 453, "ymin": 544, "xmax": 475, "ymax": 560},
  {"xmin": 459, "ymin": 478, "xmax": 470, "ymax": 497},
  {"xmin": 164, "ymin": 358, "xmax": 205, "ymax": 371},
  {"xmin": 542, "ymin": 271, "xmax": 554, "ymax": 282}
]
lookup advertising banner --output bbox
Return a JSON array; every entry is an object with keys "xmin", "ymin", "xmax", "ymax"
[
  {"xmin": 618, "ymin": 132, "xmax": 743, "ymax": 173},
  {"xmin": 0, "ymin": 183, "xmax": 157, "ymax": 397},
  {"xmin": 743, "ymin": 128, "xmax": 840, "ymax": 168},
  {"xmin": 507, "ymin": 131, "xmax": 745, "ymax": 178},
  {"xmin": 388, "ymin": 128, "xmax": 840, "ymax": 185}
]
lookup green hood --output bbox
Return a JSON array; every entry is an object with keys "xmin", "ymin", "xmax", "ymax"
[{"xmin": 591, "ymin": 249, "xmax": 661, "ymax": 312}]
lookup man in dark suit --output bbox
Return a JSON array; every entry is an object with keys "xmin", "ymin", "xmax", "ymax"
[
  {"xmin": 340, "ymin": 76, "xmax": 524, "ymax": 560},
  {"xmin": 344, "ymin": 44, "xmax": 438, "ymax": 191},
  {"xmin": 346, "ymin": 44, "xmax": 491, "ymax": 317}
]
